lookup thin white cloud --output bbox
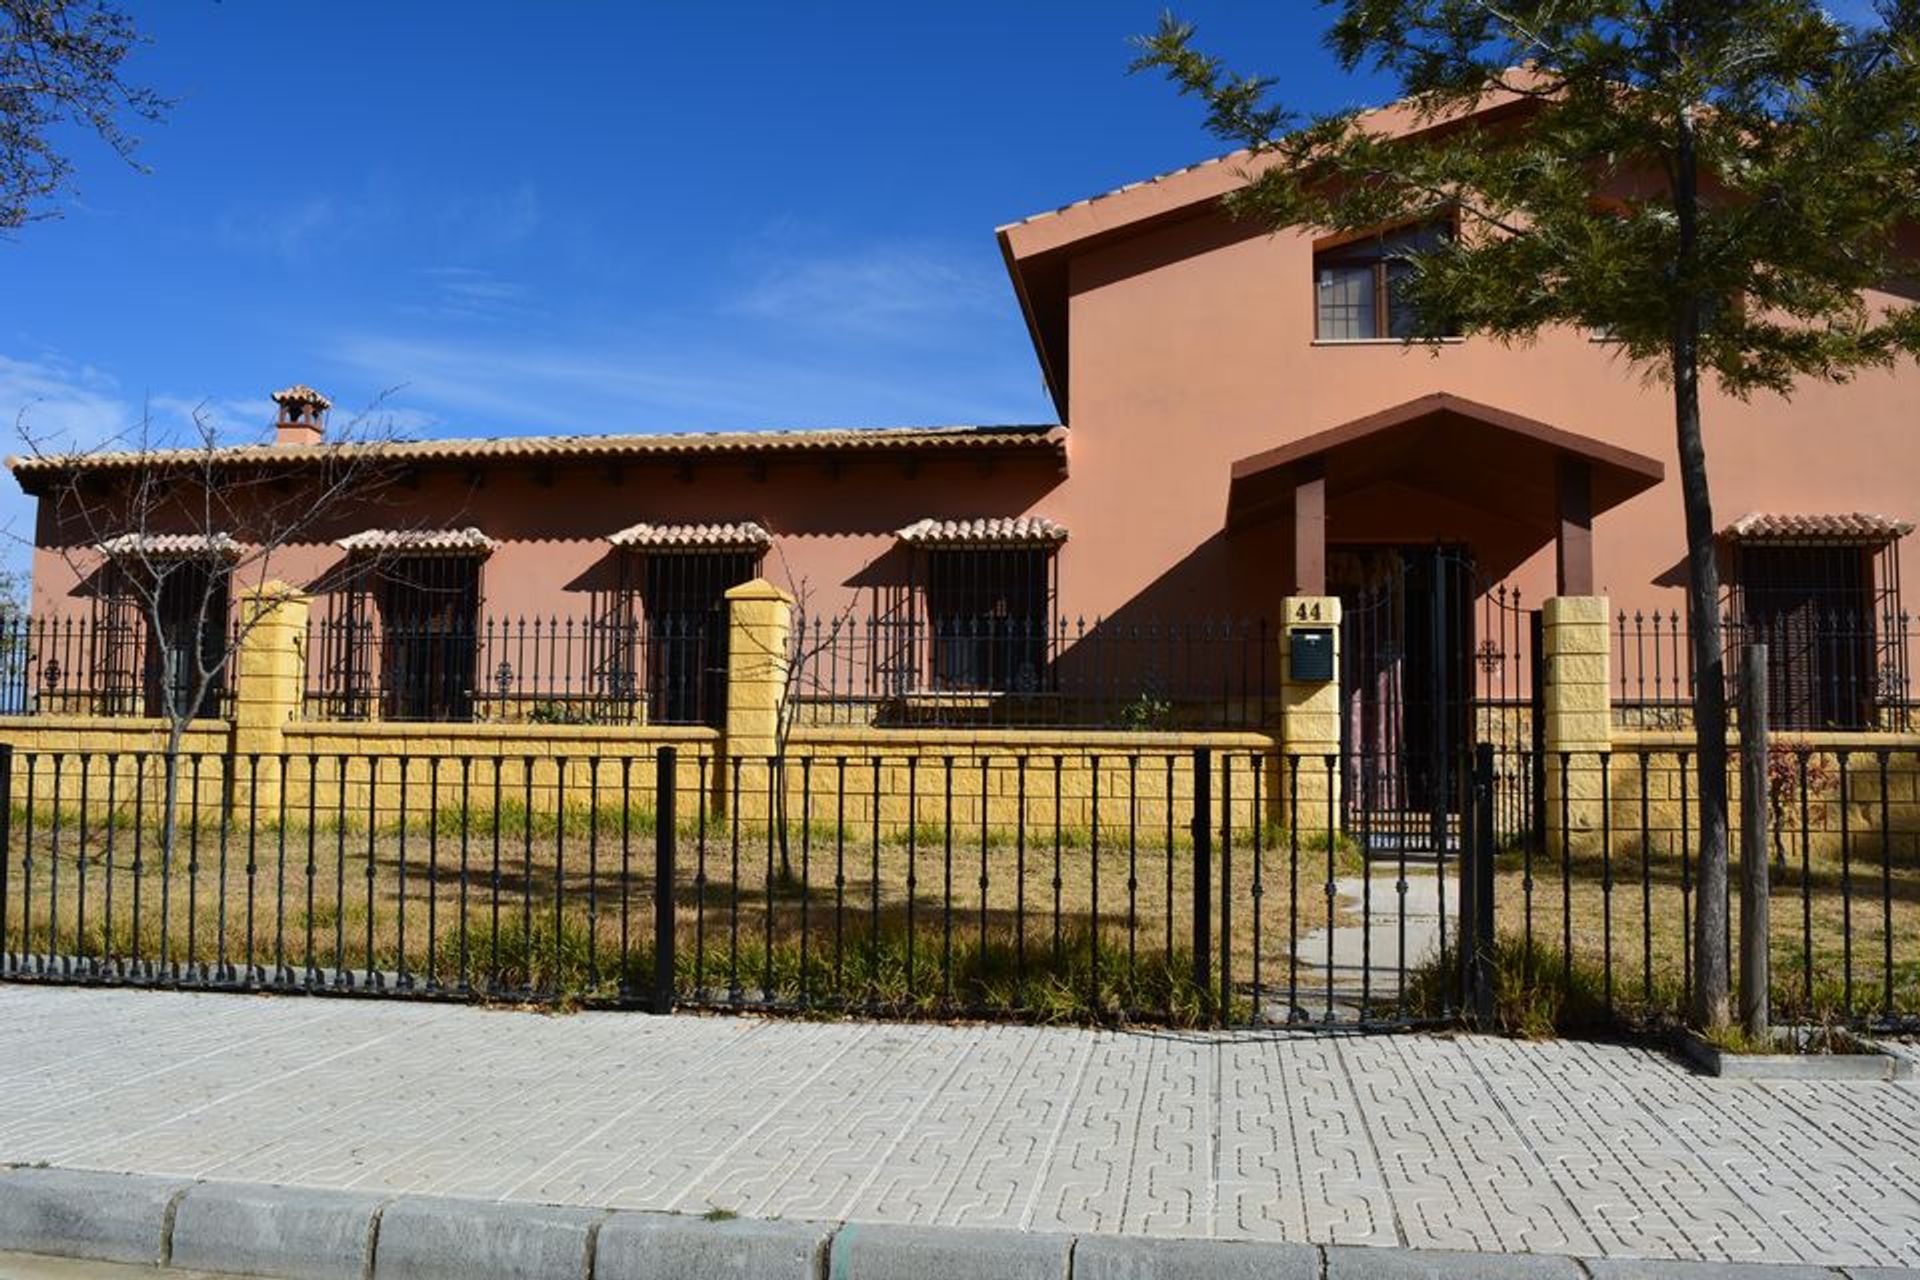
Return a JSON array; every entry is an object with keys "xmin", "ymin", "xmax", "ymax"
[
  {"xmin": 730, "ymin": 242, "xmax": 1002, "ymax": 337},
  {"xmin": 217, "ymin": 180, "xmax": 541, "ymax": 263},
  {"xmin": 437, "ymin": 183, "xmax": 542, "ymax": 249},
  {"xmin": 149, "ymin": 395, "xmax": 278, "ymax": 443},
  {"xmin": 0, "ymin": 353, "xmax": 131, "ymax": 453},
  {"xmin": 327, "ymin": 330, "xmax": 1049, "ymax": 436},
  {"xmin": 215, "ymin": 192, "xmax": 399, "ymax": 261},
  {"xmin": 405, "ymin": 267, "xmax": 546, "ymax": 324}
]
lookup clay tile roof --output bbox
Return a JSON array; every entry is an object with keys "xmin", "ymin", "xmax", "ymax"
[
  {"xmin": 271, "ymin": 384, "xmax": 332, "ymax": 410},
  {"xmin": 336, "ymin": 527, "xmax": 496, "ymax": 556},
  {"xmin": 8, "ymin": 423, "xmax": 1065, "ymax": 478},
  {"xmin": 895, "ymin": 516, "xmax": 1069, "ymax": 547},
  {"xmin": 94, "ymin": 532, "xmax": 242, "ymax": 560},
  {"xmin": 608, "ymin": 521, "xmax": 772, "ymax": 550},
  {"xmin": 1720, "ymin": 512, "xmax": 1914, "ymax": 544}
]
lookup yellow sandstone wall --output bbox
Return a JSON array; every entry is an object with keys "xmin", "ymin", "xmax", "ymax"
[
  {"xmin": 0, "ymin": 578, "xmax": 1380, "ymax": 844},
  {"xmin": 1606, "ymin": 729, "xmax": 1920, "ymax": 862}
]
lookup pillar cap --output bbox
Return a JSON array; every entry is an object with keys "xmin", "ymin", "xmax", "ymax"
[
  {"xmin": 238, "ymin": 580, "xmax": 310, "ymax": 602},
  {"xmin": 724, "ymin": 577, "xmax": 795, "ymax": 604}
]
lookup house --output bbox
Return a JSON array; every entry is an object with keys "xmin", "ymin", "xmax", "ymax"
[{"xmin": 9, "ymin": 89, "xmax": 1916, "ymax": 744}]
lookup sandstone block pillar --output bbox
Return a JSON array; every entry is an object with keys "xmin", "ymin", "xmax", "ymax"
[
  {"xmin": 1279, "ymin": 596, "xmax": 1342, "ymax": 835},
  {"xmin": 1543, "ymin": 595, "xmax": 1611, "ymax": 856},
  {"xmin": 724, "ymin": 579, "xmax": 794, "ymax": 761},
  {"xmin": 230, "ymin": 582, "xmax": 311, "ymax": 815}
]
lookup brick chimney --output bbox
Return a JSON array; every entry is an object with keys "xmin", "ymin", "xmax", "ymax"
[{"xmin": 271, "ymin": 384, "xmax": 331, "ymax": 446}]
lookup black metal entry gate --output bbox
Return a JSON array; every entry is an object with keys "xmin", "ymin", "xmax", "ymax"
[
  {"xmin": 1336, "ymin": 545, "xmax": 1477, "ymax": 851},
  {"xmin": 1312, "ymin": 546, "xmax": 1543, "ymax": 1021}
]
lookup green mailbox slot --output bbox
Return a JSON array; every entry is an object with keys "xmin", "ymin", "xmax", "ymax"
[{"xmin": 1290, "ymin": 626, "xmax": 1335, "ymax": 682}]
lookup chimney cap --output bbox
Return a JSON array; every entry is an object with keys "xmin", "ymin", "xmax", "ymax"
[{"xmin": 271, "ymin": 384, "xmax": 332, "ymax": 412}]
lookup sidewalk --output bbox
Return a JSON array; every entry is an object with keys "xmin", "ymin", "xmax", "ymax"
[{"xmin": 0, "ymin": 985, "xmax": 1915, "ymax": 1271}]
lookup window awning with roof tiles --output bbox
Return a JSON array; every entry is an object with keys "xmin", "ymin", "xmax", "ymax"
[
  {"xmin": 94, "ymin": 532, "xmax": 243, "ymax": 561},
  {"xmin": 894, "ymin": 516, "xmax": 1068, "ymax": 548},
  {"xmin": 1719, "ymin": 512, "xmax": 1914, "ymax": 545},
  {"xmin": 607, "ymin": 521, "xmax": 772, "ymax": 551},
  {"xmin": 336, "ymin": 527, "xmax": 497, "ymax": 556}
]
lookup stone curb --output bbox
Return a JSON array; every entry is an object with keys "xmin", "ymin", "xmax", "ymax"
[
  {"xmin": 168, "ymin": 1181, "xmax": 390, "ymax": 1280},
  {"xmin": 0, "ymin": 1167, "xmax": 1914, "ymax": 1280}
]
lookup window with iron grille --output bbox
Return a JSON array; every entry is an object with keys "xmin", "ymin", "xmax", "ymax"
[
  {"xmin": 1314, "ymin": 221, "xmax": 1457, "ymax": 341},
  {"xmin": 918, "ymin": 547, "xmax": 1055, "ymax": 693},
  {"xmin": 616, "ymin": 549, "xmax": 762, "ymax": 726},
  {"xmin": 91, "ymin": 558, "xmax": 233, "ymax": 719},
  {"xmin": 373, "ymin": 556, "xmax": 482, "ymax": 721},
  {"xmin": 1729, "ymin": 540, "xmax": 1903, "ymax": 730}
]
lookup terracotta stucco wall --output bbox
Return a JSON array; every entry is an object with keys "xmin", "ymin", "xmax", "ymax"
[
  {"xmin": 21, "ymin": 208, "xmax": 1918, "ymax": 633},
  {"xmin": 1047, "ymin": 209, "xmax": 1920, "ymax": 623},
  {"xmin": 26, "ymin": 450, "xmax": 1065, "ymax": 624}
]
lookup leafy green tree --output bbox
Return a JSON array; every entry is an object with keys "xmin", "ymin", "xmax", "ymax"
[
  {"xmin": 1136, "ymin": 1, "xmax": 1920, "ymax": 1028},
  {"xmin": 2, "ymin": 0, "xmax": 168, "ymax": 232}
]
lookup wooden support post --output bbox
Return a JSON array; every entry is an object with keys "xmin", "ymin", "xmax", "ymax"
[
  {"xmin": 1556, "ymin": 456, "xmax": 1594, "ymax": 597},
  {"xmin": 1292, "ymin": 459, "xmax": 1326, "ymax": 597},
  {"xmin": 1738, "ymin": 643, "xmax": 1770, "ymax": 1042}
]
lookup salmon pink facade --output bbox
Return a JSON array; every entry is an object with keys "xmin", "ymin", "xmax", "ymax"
[{"xmin": 11, "ymin": 96, "xmax": 1917, "ymax": 733}]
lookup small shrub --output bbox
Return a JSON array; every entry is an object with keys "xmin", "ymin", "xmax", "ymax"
[
  {"xmin": 1119, "ymin": 693, "xmax": 1175, "ymax": 731},
  {"xmin": 1401, "ymin": 934, "xmax": 1614, "ymax": 1038}
]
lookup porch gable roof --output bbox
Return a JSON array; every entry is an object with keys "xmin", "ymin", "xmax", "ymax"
[{"xmin": 1225, "ymin": 392, "xmax": 1665, "ymax": 537}]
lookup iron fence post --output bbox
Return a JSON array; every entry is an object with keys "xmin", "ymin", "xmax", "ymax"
[
  {"xmin": 0, "ymin": 741, "xmax": 10, "ymax": 969},
  {"xmin": 1218, "ymin": 756, "xmax": 1232, "ymax": 1022},
  {"xmin": 1191, "ymin": 747, "xmax": 1211, "ymax": 1020},
  {"xmin": 1738, "ymin": 644, "xmax": 1770, "ymax": 1041},
  {"xmin": 654, "ymin": 746, "xmax": 677, "ymax": 1014},
  {"xmin": 1529, "ymin": 609, "xmax": 1546, "ymax": 854},
  {"xmin": 1468, "ymin": 742, "xmax": 1497, "ymax": 1024}
]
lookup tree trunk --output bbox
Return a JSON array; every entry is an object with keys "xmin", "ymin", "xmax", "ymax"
[{"xmin": 1673, "ymin": 108, "xmax": 1732, "ymax": 1030}]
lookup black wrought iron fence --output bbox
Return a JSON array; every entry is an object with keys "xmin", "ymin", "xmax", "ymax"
[
  {"xmin": 789, "ymin": 614, "xmax": 1274, "ymax": 731},
  {"xmin": 0, "ymin": 744, "xmax": 1472, "ymax": 1025},
  {"xmin": 302, "ymin": 614, "xmax": 719, "ymax": 726},
  {"xmin": 1615, "ymin": 607, "xmax": 1913, "ymax": 732},
  {"xmin": 1518, "ymin": 746, "xmax": 1920, "ymax": 1033},
  {"xmin": 0, "ymin": 615, "xmax": 237, "ymax": 720},
  {"xmin": 1, "ymin": 742, "xmax": 1907, "ymax": 1033}
]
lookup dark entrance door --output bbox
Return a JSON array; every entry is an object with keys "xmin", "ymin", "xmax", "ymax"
[{"xmin": 1335, "ymin": 544, "xmax": 1476, "ymax": 850}]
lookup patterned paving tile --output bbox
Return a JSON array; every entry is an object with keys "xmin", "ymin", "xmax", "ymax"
[{"xmin": 0, "ymin": 987, "xmax": 1915, "ymax": 1268}]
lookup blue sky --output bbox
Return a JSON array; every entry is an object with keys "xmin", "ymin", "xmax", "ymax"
[
  {"xmin": 2, "ymin": 3, "xmax": 1396, "ymax": 471},
  {"xmin": 2, "ymin": 3, "xmax": 1891, "ymax": 455}
]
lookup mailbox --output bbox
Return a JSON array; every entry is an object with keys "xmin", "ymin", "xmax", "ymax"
[{"xmin": 1289, "ymin": 626, "xmax": 1336, "ymax": 682}]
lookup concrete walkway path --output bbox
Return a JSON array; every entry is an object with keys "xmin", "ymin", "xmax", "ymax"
[
  {"xmin": 1292, "ymin": 862, "xmax": 1459, "ymax": 1001},
  {"xmin": 0, "ymin": 986, "xmax": 1916, "ymax": 1271}
]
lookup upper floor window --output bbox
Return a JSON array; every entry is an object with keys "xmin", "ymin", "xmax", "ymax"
[{"xmin": 1314, "ymin": 221, "xmax": 1455, "ymax": 341}]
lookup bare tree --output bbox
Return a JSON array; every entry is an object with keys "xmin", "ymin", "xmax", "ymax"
[
  {"xmin": 1, "ymin": 0, "xmax": 170, "ymax": 233},
  {"xmin": 10, "ymin": 386, "xmax": 412, "ymax": 865},
  {"xmin": 765, "ymin": 542, "xmax": 860, "ymax": 885}
]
